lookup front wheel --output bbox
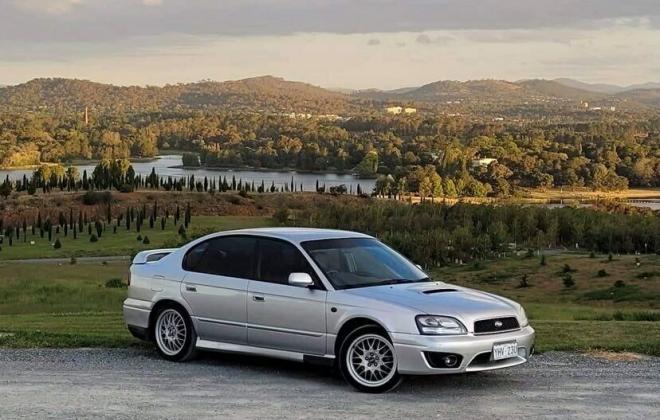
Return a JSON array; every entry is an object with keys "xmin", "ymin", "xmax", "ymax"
[
  {"xmin": 339, "ymin": 326, "xmax": 402, "ymax": 393},
  {"xmin": 153, "ymin": 306, "xmax": 197, "ymax": 362}
]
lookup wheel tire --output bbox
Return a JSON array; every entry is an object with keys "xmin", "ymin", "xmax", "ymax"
[
  {"xmin": 338, "ymin": 325, "xmax": 403, "ymax": 393},
  {"xmin": 152, "ymin": 305, "xmax": 197, "ymax": 362}
]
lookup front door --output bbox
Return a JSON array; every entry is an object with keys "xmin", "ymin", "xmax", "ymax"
[
  {"xmin": 247, "ymin": 238, "xmax": 327, "ymax": 355},
  {"xmin": 181, "ymin": 235, "xmax": 257, "ymax": 344}
]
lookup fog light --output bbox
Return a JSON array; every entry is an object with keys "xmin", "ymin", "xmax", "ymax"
[
  {"xmin": 518, "ymin": 347, "xmax": 527, "ymax": 358},
  {"xmin": 443, "ymin": 355, "xmax": 458, "ymax": 367}
]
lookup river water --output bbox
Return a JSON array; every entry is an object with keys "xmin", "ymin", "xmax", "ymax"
[{"xmin": 0, "ymin": 155, "xmax": 377, "ymax": 193}]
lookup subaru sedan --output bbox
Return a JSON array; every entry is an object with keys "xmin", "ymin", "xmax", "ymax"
[{"xmin": 123, "ymin": 228, "xmax": 534, "ymax": 392}]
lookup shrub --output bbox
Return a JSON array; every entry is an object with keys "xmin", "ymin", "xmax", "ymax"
[
  {"xmin": 540, "ymin": 254, "xmax": 546, "ymax": 266},
  {"xmin": 178, "ymin": 225, "xmax": 187, "ymax": 238},
  {"xmin": 589, "ymin": 251, "xmax": 596, "ymax": 258},
  {"xmin": 273, "ymin": 208, "xmax": 290, "ymax": 225},
  {"xmin": 238, "ymin": 190, "xmax": 249, "ymax": 198},
  {"xmin": 142, "ymin": 236, "xmax": 150, "ymax": 244},
  {"xmin": 82, "ymin": 191, "xmax": 113, "ymax": 205},
  {"xmin": 136, "ymin": 234, "xmax": 143, "ymax": 241},
  {"xmin": 70, "ymin": 256, "xmax": 77, "ymax": 265},
  {"xmin": 525, "ymin": 249, "xmax": 535, "ymax": 258},
  {"xmin": 53, "ymin": 238, "xmax": 62, "ymax": 249},
  {"xmin": 562, "ymin": 264, "xmax": 576, "ymax": 273},
  {"xmin": 608, "ymin": 253, "xmax": 613, "ymax": 262},
  {"xmin": 518, "ymin": 274, "xmax": 530, "ymax": 288},
  {"xmin": 597, "ymin": 269, "xmax": 608, "ymax": 277},
  {"xmin": 614, "ymin": 280, "xmax": 626, "ymax": 288},
  {"xmin": 89, "ymin": 234, "xmax": 98, "ymax": 242},
  {"xmin": 562, "ymin": 274, "xmax": 575, "ymax": 288},
  {"xmin": 104, "ymin": 278, "xmax": 126, "ymax": 288},
  {"xmin": 118, "ymin": 183, "xmax": 134, "ymax": 193}
]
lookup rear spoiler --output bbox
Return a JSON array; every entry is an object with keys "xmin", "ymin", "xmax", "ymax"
[{"xmin": 132, "ymin": 248, "xmax": 177, "ymax": 264}]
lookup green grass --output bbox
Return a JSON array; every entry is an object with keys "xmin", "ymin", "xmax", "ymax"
[
  {"xmin": 0, "ymin": 243, "xmax": 658, "ymax": 355},
  {"xmin": 431, "ymin": 253, "xmax": 660, "ymax": 356},
  {"xmin": 0, "ymin": 215, "xmax": 273, "ymax": 348},
  {"xmin": 0, "ymin": 215, "xmax": 273, "ymax": 260}
]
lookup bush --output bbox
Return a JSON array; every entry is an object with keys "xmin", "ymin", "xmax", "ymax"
[
  {"xmin": 178, "ymin": 225, "xmax": 187, "ymax": 238},
  {"xmin": 82, "ymin": 191, "xmax": 113, "ymax": 205},
  {"xmin": 563, "ymin": 274, "xmax": 575, "ymax": 288},
  {"xmin": 89, "ymin": 234, "xmax": 98, "ymax": 242},
  {"xmin": 238, "ymin": 189, "xmax": 249, "ymax": 198},
  {"xmin": 70, "ymin": 256, "xmax": 77, "ymax": 265},
  {"xmin": 540, "ymin": 254, "xmax": 546, "ymax": 266},
  {"xmin": 273, "ymin": 208, "xmax": 290, "ymax": 225},
  {"xmin": 589, "ymin": 251, "xmax": 596, "ymax": 258},
  {"xmin": 518, "ymin": 274, "xmax": 530, "ymax": 288},
  {"xmin": 562, "ymin": 264, "xmax": 576, "ymax": 273},
  {"xmin": 136, "ymin": 235, "xmax": 142, "ymax": 241},
  {"xmin": 614, "ymin": 280, "xmax": 626, "ymax": 288},
  {"xmin": 53, "ymin": 238, "xmax": 62, "ymax": 249},
  {"xmin": 118, "ymin": 183, "xmax": 134, "ymax": 193},
  {"xmin": 142, "ymin": 236, "xmax": 150, "ymax": 244},
  {"xmin": 104, "ymin": 278, "xmax": 126, "ymax": 288},
  {"xmin": 597, "ymin": 269, "xmax": 609, "ymax": 277},
  {"xmin": 525, "ymin": 249, "xmax": 535, "ymax": 258},
  {"xmin": 182, "ymin": 152, "xmax": 201, "ymax": 167}
]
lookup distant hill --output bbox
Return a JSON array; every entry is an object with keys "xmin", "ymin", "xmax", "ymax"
[
  {"xmin": 0, "ymin": 76, "xmax": 351, "ymax": 113},
  {"xmin": 1, "ymin": 76, "xmax": 658, "ymax": 115},
  {"xmin": 616, "ymin": 88, "xmax": 660, "ymax": 107},
  {"xmin": 354, "ymin": 78, "xmax": 603, "ymax": 103},
  {"xmin": 554, "ymin": 78, "xmax": 660, "ymax": 94}
]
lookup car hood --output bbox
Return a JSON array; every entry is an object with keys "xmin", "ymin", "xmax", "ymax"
[{"xmin": 342, "ymin": 281, "xmax": 521, "ymax": 330}]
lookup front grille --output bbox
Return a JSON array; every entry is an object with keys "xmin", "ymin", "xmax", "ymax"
[{"xmin": 474, "ymin": 317, "xmax": 519, "ymax": 334}]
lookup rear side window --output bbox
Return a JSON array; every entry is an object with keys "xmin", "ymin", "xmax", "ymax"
[
  {"xmin": 183, "ymin": 236, "xmax": 257, "ymax": 279},
  {"xmin": 258, "ymin": 238, "xmax": 314, "ymax": 285}
]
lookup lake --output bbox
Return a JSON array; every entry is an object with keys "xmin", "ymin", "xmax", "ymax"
[{"xmin": 0, "ymin": 155, "xmax": 377, "ymax": 193}]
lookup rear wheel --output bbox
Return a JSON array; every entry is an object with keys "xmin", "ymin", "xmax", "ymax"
[
  {"xmin": 153, "ymin": 306, "xmax": 197, "ymax": 362},
  {"xmin": 339, "ymin": 326, "xmax": 402, "ymax": 393}
]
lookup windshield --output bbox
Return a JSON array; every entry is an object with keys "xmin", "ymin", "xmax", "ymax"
[{"xmin": 301, "ymin": 238, "xmax": 430, "ymax": 290}]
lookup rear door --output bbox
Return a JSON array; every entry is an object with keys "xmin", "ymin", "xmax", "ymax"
[
  {"xmin": 247, "ymin": 238, "xmax": 327, "ymax": 355},
  {"xmin": 181, "ymin": 235, "xmax": 257, "ymax": 344}
]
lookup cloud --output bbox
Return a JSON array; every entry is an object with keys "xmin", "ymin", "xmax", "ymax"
[
  {"xmin": 1, "ymin": 0, "xmax": 658, "ymax": 42},
  {"xmin": 13, "ymin": 0, "xmax": 84, "ymax": 15},
  {"xmin": 367, "ymin": 38, "xmax": 380, "ymax": 46}
]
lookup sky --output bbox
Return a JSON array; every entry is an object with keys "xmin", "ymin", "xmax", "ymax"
[{"xmin": 0, "ymin": 0, "xmax": 659, "ymax": 89}]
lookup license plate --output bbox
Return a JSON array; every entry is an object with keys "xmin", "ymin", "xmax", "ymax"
[{"xmin": 492, "ymin": 342, "xmax": 518, "ymax": 360}]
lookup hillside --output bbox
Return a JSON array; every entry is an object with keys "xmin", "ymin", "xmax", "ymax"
[
  {"xmin": 355, "ymin": 79, "xmax": 604, "ymax": 103},
  {"xmin": 554, "ymin": 78, "xmax": 660, "ymax": 94},
  {"xmin": 0, "ymin": 76, "xmax": 351, "ymax": 114},
  {"xmin": 616, "ymin": 88, "xmax": 660, "ymax": 107}
]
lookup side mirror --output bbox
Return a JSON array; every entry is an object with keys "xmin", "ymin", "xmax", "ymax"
[{"xmin": 288, "ymin": 272, "xmax": 314, "ymax": 288}]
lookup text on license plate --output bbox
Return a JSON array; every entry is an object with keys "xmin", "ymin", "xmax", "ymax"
[{"xmin": 492, "ymin": 342, "xmax": 518, "ymax": 360}]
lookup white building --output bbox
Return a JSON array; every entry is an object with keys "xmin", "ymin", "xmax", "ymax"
[
  {"xmin": 386, "ymin": 106, "xmax": 403, "ymax": 114},
  {"xmin": 471, "ymin": 158, "xmax": 498, "ymax": 168}
]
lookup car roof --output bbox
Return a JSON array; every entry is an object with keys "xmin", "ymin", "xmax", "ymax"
[{"xmin": 215, "ymin": 227, "xmax": 373, "ymax": 243}]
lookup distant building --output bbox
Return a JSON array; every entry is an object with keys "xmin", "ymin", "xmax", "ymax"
[
  {"xmin": 386, "ymin": 106, "xmax": 403, "ymax": 114},
  {"xmin": 471, "ymin": 158, "xmax": 498, "ymax": 168},
  {"xmin": 609, "ymin": 106, "xmax": 616, "ymax": 111},
  {"xmin": 404, "ymin": 107, "xmax": 417, "ymax": 114},
  {"xmin": 492, "ymin": 117, "xmax": 504, "ymax": 121}
]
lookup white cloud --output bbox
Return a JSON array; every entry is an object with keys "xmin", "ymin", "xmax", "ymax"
[
  {"xmin": 13, "ymin": 0, "xmax": 84, "ymax": 15},
  {"xmin": 142, "ymin": 0, "xmax": 162, "ymax": 5}
]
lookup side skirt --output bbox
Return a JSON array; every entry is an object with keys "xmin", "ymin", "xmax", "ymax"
[{"xmin": 195, "ymin": 339, "xmax": 335, "ymax": 365}]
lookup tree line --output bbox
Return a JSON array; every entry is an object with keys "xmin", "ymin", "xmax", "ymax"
[
  {"xmin": 292, "ymin": 200, "xmax": 660, "ymax": 267},
  {"xmin": 1, "ymin": 111, "xmax": 658, "ymax": 196}
]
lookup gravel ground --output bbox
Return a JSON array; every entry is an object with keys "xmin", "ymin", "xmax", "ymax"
[{"xmin": 0, "ymin": 348, "xmax": 658, "ymax": 419}]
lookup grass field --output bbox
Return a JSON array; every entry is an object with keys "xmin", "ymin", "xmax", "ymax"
[
  {"xmin": 0, "ymin": 245, "xmax": 657, "ymax": 354},
  {"xmin": 0, "ymin": 215, "xmax": 273, "ymax": 260},
  {"xmin": 431, "ymin": 252, "xmax": 660, "ymax": 355}
]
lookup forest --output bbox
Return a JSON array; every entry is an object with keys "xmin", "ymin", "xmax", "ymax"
[{"xmin": 1, "ymin": 108, "xmax": 659, "ymax": 197}]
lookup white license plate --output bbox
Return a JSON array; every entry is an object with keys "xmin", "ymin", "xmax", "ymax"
[{"xmin": 492, "ymin": 342, "xmax": 518, "ymax": 360}]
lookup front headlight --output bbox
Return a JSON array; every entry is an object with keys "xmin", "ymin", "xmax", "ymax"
[
  {"xmin": 416, "ymin": 315, "xmax": 467, "ymax": 335},
  {"xmin": 518, "ymin": 306, "xmax": 529, "ymax": 327}
]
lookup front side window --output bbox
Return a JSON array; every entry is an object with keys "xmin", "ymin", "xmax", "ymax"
[
  {"xmin": 184, "ymin": 236, "xmax": 257, "ymax": 279},
  {"xmin": 301, "ymin": 238, "xmax": 429, "ymax": 290},
  {"xmin": 258, "ymin": 238, "xmax": 314, "ymax": 285}
]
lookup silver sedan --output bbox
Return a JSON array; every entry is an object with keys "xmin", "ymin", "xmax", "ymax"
[{"xmin": 123, "ymin": 228, "xmax": 535, "ymax": 392}]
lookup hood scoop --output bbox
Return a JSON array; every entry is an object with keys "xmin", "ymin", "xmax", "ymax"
[{"xmin": 422, "ymin": 288, "xmax": 458, "ymax": 294}]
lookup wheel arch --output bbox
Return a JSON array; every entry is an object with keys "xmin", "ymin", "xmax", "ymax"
[
  {"xmin": 148, "ymin": 299, "xmax": 194, "ymax": 340},
  {"xmin": 334, "ymin": 316, "xmax": 390, "ymax": 358}
]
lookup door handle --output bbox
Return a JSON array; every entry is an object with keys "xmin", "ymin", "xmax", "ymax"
[
  {"xmin": 185, "ymin": 285, "xmax": 197, "ymax": 292},
  {"xmin": 252, "ymin": 295, "xmax": 265, "ymax": 302}
]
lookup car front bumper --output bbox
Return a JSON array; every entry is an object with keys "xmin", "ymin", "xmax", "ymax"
[{"xmin": 391, "ymin": 325, "xmax": 535, "ymax": 375}]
